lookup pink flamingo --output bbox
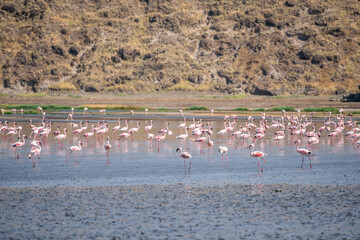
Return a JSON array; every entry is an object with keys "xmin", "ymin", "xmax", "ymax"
[
  {"xmin": 55, "ymin": 128, "xmax": 67, "ymax": 149},
  {"xmin": 176, "ymin": 147, "xmax": 192, "ymax": 173},
  {"xmin": 294, "ymin": 140, "xmax": 312, "ymax": 168},
  {"xmin": 249, "ymin": 144, "xmax": 267, "ymax": 173},
  {"xmin": 154, "ymin": 132, "xmax": 166, "ymax": 151},
  {"xmin": 112, "ymin": 118, "xmax": 121, "ymax": 133},
  {"xmin": 53, "ymin": 125, "xmax": 61, "ymax": 136},
  {"xmin": 273, "ymin": 135, "xmax": 285, "ymax": 146},
  {"xmin": 118, "ymin": 132, "xmax": 131, "ymax": 147},
  {"xmin": 12, "ymin": 134, "xmax": 27, "ymax": 158},
  {"xmin": 119, "ymin": 120, "xmax": 129, "ymax": 132},
  {"xmin": 29, "ymin": 142, "xmax": 41, "ymax": 167},
  {"xmin": 176, "ymin": 127, "xmax": 189, "ymax": 141},
  {"xmin": 129, "ymin": 122, "xmax": 141, "ymax": 140},
  {"xmin": 144, "ymin": 120, "xmax": 153, "ymax": 133},
  {"xmin": 67, "ymin": 141, "xmax": 82, "ymax": 163},
  {"xmin": 104, "ymin": 136, "xmax": 111, "ymax": 163}
]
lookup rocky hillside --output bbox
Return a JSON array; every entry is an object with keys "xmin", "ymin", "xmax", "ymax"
[{"xmin": 0, "ymin": 0, "xmax": 359, "ymax": 95}]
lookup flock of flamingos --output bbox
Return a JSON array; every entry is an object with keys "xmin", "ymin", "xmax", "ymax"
[{"xmin": 1, "ymin": 106, "xmax": 360, "ymax": 173}]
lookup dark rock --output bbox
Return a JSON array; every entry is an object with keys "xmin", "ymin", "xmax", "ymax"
[
  {"xmin": 188, "ymin": 75, "xmax": 205, "ymax": 84},
  {"xmin": 208, "ymin": 9, "xmax": 220, "ymax": 16},
  {"xmin": 2, "ymin": 4, "xmax": 16, "ymax": 13},
  {"xmin": 51, "ymin": 46, "xmax": 65, "ymax": 56},
  {"xmin": 304, "ymin": 85, "xmax": 319, "ymax": 95},
  {"xmin": 199, "ymin": 38, "xmax": 213, "ymax": 51},
  {"xmin": 60, "ymin": 28, "xmax": 68, "ymax": 34},
  {"xmin": 285, "ymin": 0, "xmax": 295, "ymax": 7},
  {"xmin": 335, "ymin": 86, "xmax": 347, "ymax": 95},
  {"xmin": 298, "ymin": 49, "xmax": 313, "ymax": 60},
  {"xmin": 297, "ymin": 29, "xmax": 316, "ymax": 41},
  {"xmin": 311, "ymin": 54, "xmax": 325, "ymax": 64},
  {"xmin": 118, "ymin": 47, "xmax": 141, "ymax": 61},
  {"xmin": 342, "ymin": 93, "xmax": 360, "ymax": 102},
  {"xmin": 260, "ymin": 64, "xmax": 270, "ymax": 76},
  {"xmin": 111, "ymin": 56, "xmax": 120, "ymax": 63},
  {"xmin": 327, "ymin": 27, "xmax": 345, "ymax": 37},
  {"xmin": 314, "ymin": 17, "xmax": 327, "ymax": 27},
  {"xmin": 50, "ymin": 69, "xmax": 58, "ymax": 76},
  {"xmin": 252, "ymin": 86, "xmax": 273, "ymax": 96},
  {"xmin": 84, "ymin": 85, "xmax": 99, "ymax": 92},
  {"xmin": 308, "ymin": 6, "xmax": 324, "ymax": 15},
  {"xmin": 265, "ymin": 19, "xmax": 276, "ymax": 27},
  {"xmin": 326, "ymin": 55, "xmax": 340, "ymax": 63},
  {"xmin": 68, "ymin": 46, "xmax": 79, "ymax": 57},
  {"xmin": 213, "ymin": 33, "xmax": 228, "ymax": 40},
  {"xmin": 218, "ymin": 70, "xmax": 234, "ymax": 85}
]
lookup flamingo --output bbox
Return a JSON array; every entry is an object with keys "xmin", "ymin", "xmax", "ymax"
[
  {"xmin": 294, "ymin": 140, "xmax": 312, "ymax": 168},
  {"xmin": 145, "ymin": 109, "xmax": 148, "ymax": 116},
  {"xmin": 129, "ymin": 110, "xmax": 134, "ymax": 116},
  {"xmin": 144, "ymin": 120, "xmax": 153, "ymax": 133},
  {"xmin": 120, "ymin": 120, "xmax": 129, "ymax": 132},
  {"xmin": 55, "ymin": 128, "xmax": 67, "ymax": 149},
  {"xmin": 176, "ymin": 147, "xmax": 192, "ymax": 173},
  {"xmin": 29, "ymin": 142, "xmax": 41, "ymax": 167},
  {"xmin": 249, "ymin": 144, "xmax": 267, "ymax": 173},
  {"xmin": 218, "ymin": 146, "xmax": 228, "ymax": 166},
  {"xmin": 178, "ymin": 118, "xmax": 187, "ymax": 130},
  {"xmin": 153, "ymin": 132, "xmax": 166, "ymax": 151},
  {"xmin": 179, "ymin": 110, "xmax": 184, "ymax": 117},
  {"xmin": 112, "ymin": 118, "xmax": 121, "ymax": 133},
  {"xmin": 53, "ymin": 125, "xmax": 61, "ymax": 136},
  {"xmin": 104, "ymin": 136, "xmax": 111, "ymax": 163},
  {"xmin": 176, "ymin": 127, "xmax": 189, "ymax": 141},
  {"xmin": 83, "ymin": 108, "xmax": 88, "ymax": 116},
  {"xmin": 129, "ymin": 122, "xmax": 141, "ymax": 140},
  {"xmin": 210, "ymin": 109, "xmax": 214, "ymax": 118},
  {"xmin": 273, "ymin": 135, "xmax": 285, "ymax": 146},
  {"xmin": 12, "ymin": 134, "xmax": 27, "ymax": 158},
  {"xmin": 67, "ymin": 141, "xmax": 82, "ymax": 163}
]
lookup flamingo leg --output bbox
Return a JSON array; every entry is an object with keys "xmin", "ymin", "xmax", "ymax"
[
  {"xmin": 188, "ymin": 159, "xmax": 192, "ymax": 173},
  {"xmin": 301, "ymin": 156, "xmax": 304, "ymax": 168},
  {"xmin": 308, "ymin": 155, "xmax": 312, "ymax": 168},
  {"xmin": 257, "ymin": 158, "xmax": 260, "ymax": 172},
  {"xmin": 261, "ymin": 157, "xmax": 266, "ymax": 172}
]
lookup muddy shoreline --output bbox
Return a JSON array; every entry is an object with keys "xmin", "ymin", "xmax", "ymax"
[
  {"xmin": 1, "ymin": 93, "xmax": 360, "ymax": 110},
  {"xmin": 1, "ymin": 184, "xmax": 359, "ymax": 239}
]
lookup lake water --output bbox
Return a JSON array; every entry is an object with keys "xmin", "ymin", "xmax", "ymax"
[{"xmin": 1, "ymin": 114, "xmax": 359, "ymax": 187}]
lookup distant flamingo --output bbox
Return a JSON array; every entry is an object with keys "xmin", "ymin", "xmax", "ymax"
[
  {"xmin": 249, "ymin": 144, "xmax": 267, "ymax": 173},
  {"xmin": 55, "ymin": 128, "xmax": 67, "ymax": 149},
  {"xmin": 120, "ymin": 120, "xmax": 129, "ymax": 132},
  {"xmin": 104, "ymin": 136, "xmax": 111, "ymax": 163},
  {"xmin": 12, "ymin": 134, "xmax": 27, "ymax": 158},
  {"xmin": 218, "ymin": 146, "xmax": 228, "ymax": 167},
  {"xmin": 176, "ymin": 147, "xmax": 192, "ymax": 173},
  {"xmin": 144, "ymin": 120, "xmax": 153, "ymax": 133},
  {"xmin": 294, "ymin": 140, "xmax": 312, "ymax": 168},
  {"xmin": 29, "ymin": 142, "xmax": 41, "ymax": 167},
  {"xmin": 176, "ymin": 127, "xmax": 189, "ymax": 141},
  {"xmin": 83, "ymin": 108, "xmax": 88, "ymax": 116},
  {"xmin": 154, "ymin": 132, "xmax": 166, "ymax": 151},
  {"xmin": 67, "ymin": 141, "xmax": 82, "ymax": 163},
  {"xmin": 112, "ymin": 118, "xmax": 122, "ymax": 133}
]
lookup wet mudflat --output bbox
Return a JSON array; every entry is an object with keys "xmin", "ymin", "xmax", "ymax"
[{"xmin": 1, "ymin": 115, "xmax": 360, "ymax": 239}]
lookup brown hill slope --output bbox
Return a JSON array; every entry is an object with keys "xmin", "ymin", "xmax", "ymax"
[{"xmin": 0, "ymin": 0, "xmax": 359, "ymax": 95}]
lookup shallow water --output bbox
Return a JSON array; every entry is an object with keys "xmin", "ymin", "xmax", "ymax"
[{"xmin": 0, "ymin": 115, "xmax": 359, "ymax": 187}]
